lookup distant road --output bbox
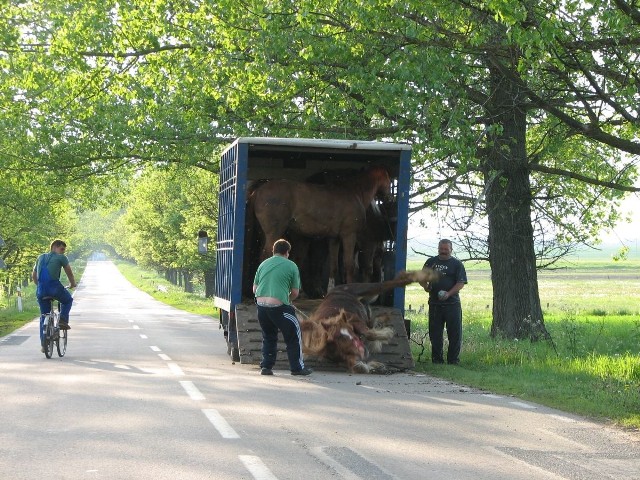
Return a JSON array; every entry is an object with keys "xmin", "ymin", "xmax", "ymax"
[{"xmin": 1, "ymin": 260, "xmax": 638, "ymax": 480}]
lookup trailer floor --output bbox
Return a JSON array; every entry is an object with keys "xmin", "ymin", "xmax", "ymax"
[{"xmin": 234, "ymin": 300, "xmax": 415, "ymax": 373}]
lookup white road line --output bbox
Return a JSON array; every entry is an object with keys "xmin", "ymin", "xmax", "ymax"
[
  {"xmin": 150, "ymin": 346, "xmax": 161, "ymax": 352},
  {"xmin": 483, "ymin": 394, "xmax": 502, "ymax": 399},
  {"xmin": 239, "ymin": 455, "xmax": 278, "ymax": 480},
  {"xmin": 167, "ymin": 362, "xmax": 184, "ymax": 376},
  {"xmin": 158, "ymin": 353, "xmax": 171, "ymax": 361},
  {"xmin": 310, "ymin": 447, "xmax": 361, "ymax": 480},
  {"xmin": 139, "ymin": 334, "xmax": 147, "ymax": 339},
  {"xmin": 485, "ymin": 446, "xmax": 567, "ymax": 480},
  {"xmin": 180, "ymin": 381, "xmax": 205, "ymax": 401},
  {"xmin": 202, "ymin": 409, "xmax": 240, "ymax": 439},
  {"xmin": 510, "ymin": 401, "xmax": 537, "ymax": 409},
  {"xmin": 132, "ymin": 325, "xmax": 140, "ymax": 330}
]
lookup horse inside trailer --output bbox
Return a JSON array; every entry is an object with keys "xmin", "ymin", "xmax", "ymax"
[{"xmin": 212, "ymin": 138, "xmax": 412, "ymax": 366}]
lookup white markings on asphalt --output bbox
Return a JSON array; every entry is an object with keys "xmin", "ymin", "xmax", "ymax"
[
  {"xmin": 180, "ymin": 381, "xmax": 205, "ymax": 401},
  {"xmin": 132, "ymin": 325, "xmax": 140, "ymax": 330},
  {"xmin": 158, "ymin": 353, "xmax": 171, "ymax": 361},
  {"xmin": 239, "ymin": 455, "xmax": 279, "ymax": 480},
  {"xmin": 483, "ymin": 394, "xmax": 502, "ymax": 399},
  {"xmin": 167, "ymin": 362, "xmax": 184, "ymax": 376},
  {"xmin": 310, "ymin": 447, "xmax": 361, "ymax": 480},
  {"xmin": 128, "ymin": 319, "xmax": 134, "ymax": 323},
  {"xmin": 202, "ymin": 409, "xmax": 240, "ymax": 439},
  {"xmin": 485, "ymin": 446, "xmax": 567, "ymax": 480},
  {"xmin": 139, "ymin": 334, "xmax": 147, "ymax": 339},
  {"xmin": 150, "ymin": 346, "xmax": 161, "ymax": 352},
  {"xmin": 510, "ymin": 401, "xmax": 537, "ymax": 409}
]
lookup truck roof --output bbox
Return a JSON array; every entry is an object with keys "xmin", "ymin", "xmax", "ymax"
[{"xmin": 225, "ymin": 137, "xmax": 412, "ymax": 154}]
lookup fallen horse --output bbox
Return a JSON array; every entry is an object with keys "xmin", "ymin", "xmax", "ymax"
[{"xmin": 300, "ymin": 269, "xmax": 439, "ymax": 373}]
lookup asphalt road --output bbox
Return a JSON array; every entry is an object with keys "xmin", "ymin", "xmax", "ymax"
[{"xmin": 1, "ymin": 261, "xmax": 638, "ymax": 480}]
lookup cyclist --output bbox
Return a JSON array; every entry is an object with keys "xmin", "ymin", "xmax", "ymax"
[{"xmin": 32, "ymin": 240, "xmax": 77, "ymax": 346}]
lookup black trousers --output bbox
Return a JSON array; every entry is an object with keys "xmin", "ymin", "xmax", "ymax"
[
  {"xmin": 428, "ymin": 303, "xmax": 463, "ymax": 364},
  {"xmin": 257, "ymin": 304, "xmax": 305, "ymax": 371}
]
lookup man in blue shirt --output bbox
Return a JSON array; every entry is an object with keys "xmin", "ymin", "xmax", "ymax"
[{"xmin": 32, "ymin": 240, "xmax": 77, "ymax": 343}]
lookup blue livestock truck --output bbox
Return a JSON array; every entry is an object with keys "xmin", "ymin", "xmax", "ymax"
[{"xmin": 213, "ymin": 137, "xmax": 415, "ymax": 369}]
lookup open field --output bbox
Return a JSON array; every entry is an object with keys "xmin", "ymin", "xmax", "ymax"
[
  {"xmin": 404, "ymin": 258, "xmax": 640, "ymax": 429},
  {"xmin": 405, "ymin": 258, "xmax": 640, "ymax": 315}
]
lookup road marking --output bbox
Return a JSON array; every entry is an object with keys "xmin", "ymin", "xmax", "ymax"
[
  {"xmin": 310, "ymin": 447, "xmax": 361, "ymax": 480},
  {"xmin": 140, "ymin": 334, "xmax": 147, "ymax": 339},
  {"xmin": 132, "ymin": 325, "xmax": 140, "ymax": 330},
  {"xmin": 167, "ymin": 362, "xmax": 184, "ymax": 376},
  {"xmin": 311, "ymin": 446, "xmax": 394, "ymax": 479},
  {"xmin": 510, "ymin": 401, "xmax": 537, "ymax": 409},
  {"xmin": 202, "ymin": 409, "xmax": 240, "ymax": 439},
  {"xmin": 485, "ymin": 446, "xmax": 567, "ymax": 480},
  {"xmin": 128, "ymin": 319, "xmax": 134, "ymax": 323},
  {"xmin": 239, "ymin": 455, "xmax": 278, "ymax": 480},
  {"xmin": 483, "ymin": 394, "xmax": 502, "ymax": 399},
  {"xmin": 150, "ymin": 346, "xmax": 161, "ymax": 352},
  {"xmin": 158, "ymin": 353, "xmax": 171, "ymax": 361},
  {"xmin": 180, "ymin": 381, "xmax": 205, "ymax": 401}
]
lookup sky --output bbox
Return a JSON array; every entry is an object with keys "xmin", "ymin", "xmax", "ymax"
[{"xmin": 407, "ymin": 192, "xmax": 640, "ymax": 256}]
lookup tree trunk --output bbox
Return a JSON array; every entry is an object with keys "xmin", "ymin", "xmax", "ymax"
[
  {"xmin": 484, "ymin": 65, "xmax": 551, "ymax": 341},
  {"xmin": 183, "ymin": 271, "xmax": 193, "ymax": 293},
  {"xmin": 204, "ymin": 268, "xmax": 215, "ymax": 298}
]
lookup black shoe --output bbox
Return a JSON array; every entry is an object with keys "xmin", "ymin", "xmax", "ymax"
[
  {"xmin": 291, "ymin": 367, "xmax": 313, "ymax": 376},
  {"xmin": 58, "ymin": 321, "xmax": 70, "ymax": 330},
  {"xmin": 260, "ymin": 368, "xmax": 273, "ymax": 376}
]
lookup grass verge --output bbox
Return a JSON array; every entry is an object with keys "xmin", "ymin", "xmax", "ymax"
[{"xmin": 114, "ymin": 260, "xmax": 216, "ymax": 318}]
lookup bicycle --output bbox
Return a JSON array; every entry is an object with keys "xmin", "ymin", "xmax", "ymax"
[{"xmin": 41, "ymin": 296, "xmax": 67, "ymax": 359}]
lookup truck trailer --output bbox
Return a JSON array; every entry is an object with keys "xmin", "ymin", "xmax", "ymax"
[{"xmin": 213, "ymin": 137, "xmax": 415, "ymax": 370}]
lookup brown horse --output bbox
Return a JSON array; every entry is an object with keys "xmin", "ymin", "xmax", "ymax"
[
  {"xmin": 300, "ymin": 269, "xmax": 440, "ymax": 373},
  {"xmin": 250, "ymin": 165, "xmax": 391, "ymax": 286}
]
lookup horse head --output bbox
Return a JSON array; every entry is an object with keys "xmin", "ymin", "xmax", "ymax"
[{"xmin": 367, "ymin": 165, "xmax": 392, "ymax": 200}]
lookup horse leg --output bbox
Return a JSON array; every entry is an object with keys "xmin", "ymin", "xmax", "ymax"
[
  {"xmin": 327, "ymin": 238, "xmax": 341, "ymax": 290},
  {"xmin": 342, "ymin": 235, "xmax": 357, "ymax": 284}
]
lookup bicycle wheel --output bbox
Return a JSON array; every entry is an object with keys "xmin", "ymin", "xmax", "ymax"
[
  {"xmin": 43, "ymin": 315, "xmax": 54, "ymax": 359},
  {"xmin": 56, "ymin": 321, "xmax": 67, "ymax": 357}
]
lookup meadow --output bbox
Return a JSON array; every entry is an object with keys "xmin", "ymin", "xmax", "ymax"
[{"xmin": 404, "ymin": 257, "xmax": 640, "ymax": 430}]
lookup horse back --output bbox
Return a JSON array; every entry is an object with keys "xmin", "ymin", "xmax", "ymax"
[{"xmin": 253, "ymin": 179, "xmax": 365, "ymax": 237}]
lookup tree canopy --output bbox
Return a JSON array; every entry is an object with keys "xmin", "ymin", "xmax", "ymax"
[{"xmin": 1, "ymin": 0, "xmax": 638, "ymax": 337}]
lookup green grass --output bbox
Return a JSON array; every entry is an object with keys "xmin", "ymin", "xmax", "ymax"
[
  {"xmin": 405, "ymin": 258, "xmax": 640, "ymax": 430},
  {"xmin": 115, "ymin": 261, "xmax": 216, "ymax": 318}
]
